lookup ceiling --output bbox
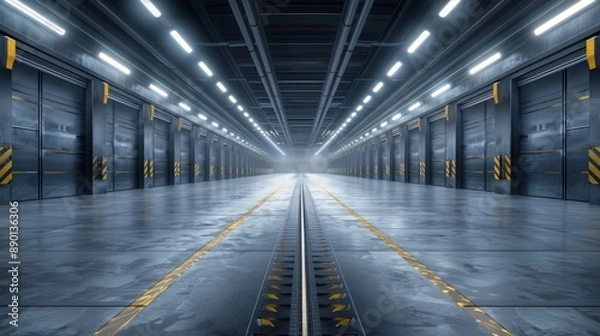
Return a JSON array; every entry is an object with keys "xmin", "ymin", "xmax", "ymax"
[{"xmin": 9, "ymin": 0, "xmax": 577, "ymax": 158}]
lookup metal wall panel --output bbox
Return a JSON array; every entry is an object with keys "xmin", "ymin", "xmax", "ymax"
[
  {"xmin": 180, "ymin": 130, "xmax": 192, "ymax": 184},
  {"xmin": 430, "ymin": 118, "xmax": 446, "ymax": 186},
  {"xmin": 408, "ymin": 128, "xmax": 420, "ymax": 183},
  {"xmin": 197, "ymin": 135, "xmax": 207, "ymax": 181},
  {"xmin": 41, "ymin": 72, "xmax": 85, "ymax": 199},
  {"xmin": 461, "ymin": 100, "xmax": 495, "ymax": 191},
  {"xmin": 370, "ymin": 143, "xmax": 378, "ymax": 179},
  {"xmin": 113, "ymin": 101, "xmax": 139, "ymax": 191},
  {"xmin": 209, "ymin": 138, "xmax": 218, "ymax": 181},
  {"xmin": 381, "ymin": 139, "xmax": 390, "ymax": 181},
  {"xmin": 393, "ymin": 135, "xmax": 403, "ymax": 182},
  {"xmin": 106, "ymin": 101, "xmax": 115, "ymax": 192},
  {"xmin": 153, "ymin": 118, "xmax": 170, "ymax": 187},
  {"xmin": 11, "ymin": 63, "xmax": 40, "ymax": 200}
]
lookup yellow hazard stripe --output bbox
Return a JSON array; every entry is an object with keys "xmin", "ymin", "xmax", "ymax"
[
  {"xmin": 313, "ymin": 180, "xmax": 514, "ymax": 336},
  {"xmin": 93, "ymin": 178, "xmax": 292, "ymax": 336}
]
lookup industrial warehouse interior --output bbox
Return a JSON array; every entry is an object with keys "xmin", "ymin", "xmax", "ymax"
[{"xmin": 1, "ymin": 0, "xmax": 600, "ymax": 335}]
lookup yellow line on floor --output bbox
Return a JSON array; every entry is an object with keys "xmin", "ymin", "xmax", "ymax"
[
  {"xmin": 93, "ymin": 178, "xmax": 293, "ymax": 336},
  {"xmin": 312, "ymin": 179, "xmax": 513, "ymax": 336}
]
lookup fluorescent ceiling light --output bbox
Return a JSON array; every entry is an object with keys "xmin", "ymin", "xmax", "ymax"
[
  {"xmin": 372, "ymin": 128, "xmax": 378, "ymax": 132},
  {"xmin": 357, "ymin": 105, "xmax": 363, "ymax": 111},
  {"xmin": 149, "ymin": 84, "xmax": 168, "ymax": 97},
  {"xmin": 178, "ymin": 102, "xmax": 191, "ymax": 111},
  {"xmin": 534, "ymin": 0, "xmax": 596, "ymax": 36},
  {"xmin": 98, "ymin": 52, "xmax": 131, "ymax": 75},
  {"xmin": 351, "ymin": 112, "xmax": 357, "ymax": 117},
  {"xmin": 363, "ymin": 96, "xmax": 372, "ymax": 104},
  {"xmin": 236, "ymin": 136, "xmax": 240, "ymax": 139},
  {"xmin": 244, "ymin": 112, "xmax": 249, "ymax": 117},
  {"xmin": 198, "ymin": 62, "xmax": 213, "ymax": 77},
  {"xmin": 392, "ymin": 113, "xmax": 402, "ymax": 121},
  {"xmin": 139, "ymin": 0, "xmax": 161, "ymax": 17},
  {"xmin": 365, "ymin": 132, "xmax": 370, "ymax": 136},
  {"xmin": 409, "ymin": 102, "xmax": 421, "ymax": 111},
  {"xmin": 346, "ymin": 118, "xmax": 351, "ymax": 123},
  {"xmin": 469, "ymin": 52, "xmax": 502, "ymax": 75},
  {"xmin": 237, "ymin": 105, "xmax": 244, "ymax": 111},
  {"xmin": 408, "ymin": 30, "xmax": 431, "ymax": 53},
  {"xmin": 228, "ymin": 95, "xmax": 237, "ymax": 104},
  {"xmin": 431, "ymin": 84, "xmax": 451, "ymax": 97},
  {"xmin": 216, "ymin": 82, "xmax": 227, "ymax": 93},
  {"xmin": 6, "ymin": 0, "xmax": 66, "ymax": 35},
  {"xmin": 253, "ymin": 123, "xmax": 258, "ymax": 127},
  {"xmin": 387, "ymin": 61, "xmax": 402, "ymax": 77},
  {"xmin": 198, "ymin": 114, "xmax": 207, "ymax": 121},
  {"xmin": 380, "ymin": 121, "xmax": 388, "ymax": 127},
  {"xmin": 342, "ymin": 123, "xmax": 347, "ymax": 127},
  {"xmin": 439, "ymin": 0, "xmax": 461, "ymax": 18},
  {"xmin": 211, "ymin": 122, "xmax": 219, "ymax": 127},
  {"xmin": 373, "ymin": 82, "xmax": 384, "ymax": 93},
  {"xmin": 249, "ymin": 118, "xmax": 254, "ymax": 123},
  {"xmin": 360, "ymin": 136, "xmax": 364, "ymax": 139},
  {"xmin": 170, "ymin": 30, "xmax": 192, "ymax": 54},
  {"xmin": 222, "ymin": 128, "xmax": 227, "ymax": 132},
  {"xmin": 231, "ymin": 132, "xmax": 234, "ymax": 136}
]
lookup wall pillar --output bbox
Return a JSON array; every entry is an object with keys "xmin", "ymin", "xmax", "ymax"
[
  {"xmin": 589, "ymin": 41, "xmax": 600, "ymax": 205},
  {"xmin": 0, "ymin": 42, "xmax": 13, "ymax": 203},
  {"xmin": 141, "ymin": 104, "xmax": 154, "ymax": 189}
]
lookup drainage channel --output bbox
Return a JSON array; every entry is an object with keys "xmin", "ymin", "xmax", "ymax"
[{"xmin": 246, "ymin": 178, "xmax": 365, "ymax": 336}]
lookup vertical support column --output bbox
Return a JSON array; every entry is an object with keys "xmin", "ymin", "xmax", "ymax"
[
  {"xmin": 493, "ymin": 79, "xmax": 515, "ymax": 195},
  {"xmin": 191, "ymin": 126, "xmax": 198, "ymax": 183},
  {"xmin": 419, "ymin": 117, "xmax": 428, "ymax": 185},
  {"xmin": 589, "ymin": 37, "xmax": 600, "ymax": 205},
  {"xmin": 447, "ymin": 103, "xmax": 458, "ymax": 189},
  {"xmin": 0, "ymin": 37, "xmax": 13, "ymax": 203},
  {"xmin": 171, "ymin": 116, "xmax": 181, "ymax": 185},
  {"xmin": 88, "ymin": 79, "xmax": 109, "ymax": 194},
  {"xmin": 141, "ymin": 104, "xmax": 154, "ymax": 189},
  {"xmin": 388, "ymin": 132, "xmax": 395, "ymax": 181},
  {"xmin": 399, "ymin": 125, "xmax": 408, "ymax": 183}
]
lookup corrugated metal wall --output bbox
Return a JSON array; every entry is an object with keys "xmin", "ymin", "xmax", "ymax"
[
  {"xmin": 408, "ymin": 128, "xmax": 420, "ymax": 184},
  {"xmin": 429, "ymin": 114, "xmax": 446, "ymax": 187},
  {"xmin": 180, "ymin": 129, "xmax": 192, "ymax": 184},
  {"xmin": 393, "ymin": 133, "xmax": 403, "ymax": 181},
  {"xmin": 112, "ymin": 100, "xmax": 140, "ymax": 191},
  {"xmin": 153, "ymin": 116, "xmax": 170, "ymax": 187}
]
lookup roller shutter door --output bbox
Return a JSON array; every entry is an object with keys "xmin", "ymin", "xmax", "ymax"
[
  {"xmin": 41, "ymin": 71, "xmax": 86, "ymax": 198},
  {"xmin": 518, "ymin": 61, "xmax": 589, "ymax": 201},
  {"xmin": 153, "ymin": 117, "xmax": 170, "ymax": 187},
  {"xmin": 209, "ymin": 138, "xmax": 218, "ymax": 181},
  {"xmin": 393, "ymin": 132, "xmax": 404, "ymax": 182},
  {"xmin": 460, "ymin": 99, "xmax": 495, "ymax": 191},
  {"xmin": 429, "ymin": 115, "xmax": 446, "ymax": 187},
  {"xmin": 180, "ymin": 129, "xmax": 192, "ymax": 184},
  {"xmin": 113, "ymin": 100, "xmax": 140, "ymax": 191},
  {"xmin": 197, "ymin": 134, "xmax": 207, "ymax": 182},
  {"xmin": 408, "ymin": 128, "xmax": 420, "ymax": 184},
  {"xmin": 381, "ymin": 139, "xmax": 390, "ymax": 181},
  {"xmin": 370, "ymin": 143, "xmax": 378, "ymax": 179}
]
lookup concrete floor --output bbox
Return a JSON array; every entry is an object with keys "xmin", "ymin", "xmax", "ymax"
[{"xmin": 1, "ymin": 174, "xmax": 599, "ymax": 335}]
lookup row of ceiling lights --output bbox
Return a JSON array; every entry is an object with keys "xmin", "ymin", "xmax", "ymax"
[
  {"xmin": 317, "ymin": 0, "xmax": 596, "ymax": 156},
  {"xmin": 138, "ymin": 0, "xmax": 286, "ymax": 156},
  {"xmin": 3, "ymin": 0, "xmax": 279, "ymax": 156}
]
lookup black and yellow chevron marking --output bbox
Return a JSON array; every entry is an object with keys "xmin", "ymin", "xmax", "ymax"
[
  {"xmin": 399, "ymin": 163, "xmax": 406, "ymax": 176},
  {"xmin": 504, "ymin": 155, "xmax": 512, "ymax": 181},
  {"xmin": 589, "ymin": 146, "xmax": 600, "ymax": 185},
  {"xmin": 450, "ymin": 160, "xmax": 457, "ymax": 178},
  {"xmin": 494, "ymin": 155, "xmax": 502, "ymax": 180},
  {"xmin": 92, "ymin": 155, "xmax": 99, "ymax": 180},
  {"xmin": 419, "ymin": 162, "xmax": 426, "ymax": 177},
  {"xmin": 101, "ymin": 157, "xmax": 108, "ymax": 180},
  {"xmin": 144, "ymin": 160, "xmax": 150, "ymax": 178},
  {"xmin": 0, "ymin": 146, "xmax": 13, "ymax": 185},
  {"xmin": 445, "ymin": 160, "xmax": 451, "ymax": 178},
  {"xmin": 209, "ymin": 165, "xmax": 215, "ymax": 176},
  {"xmin": 174, "ymin": 162, "xmax": 181, "ymax": 177},
  {"xmin": 194, "ymin": 163, "xmax": 201, "ymax": 176},
  {"xmin": 150, "ymin": 161, "xmax": 155, "ymax": 177}
]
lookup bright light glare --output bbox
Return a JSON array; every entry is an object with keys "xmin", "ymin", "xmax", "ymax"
[
  {"xmin": 409, "ymin": 102, "xmax": 421, "ymax": 111},
  {"xmin": 387, "ymin": 61, "xmax": 402, "ymax": 77},
  {"xmin": 5, "ymin": 0, "xmax": 66, "ymax": 35},
  {"xmin": 198, "ymin": 114, "xmax": 207, "ymax": 121},
  {"xmin": 439, "ymin": 0, "xmax": 461, "ymax": 18},
  {"xmin": 178, "ymin": 102, "xmax": 191, "ymax": 111},
  {"xmin": 216, "ymin": 82, "xmax": 227, "ymax": 92},
  {"xmin": 408, "ymin": 30, "xmax": 431, "ymax": 53},
  {"xmin": 363, "ymin": 96, "xmax": 372, "ymax": 104},
  {"xmin": 98, "ymin": 52, "xmax": 131, "ymax": 75},
  {"xmin": 431, "ymin": 84, "xmax": 451, "ymax": 97},
  {"xmin": 380, "ymin": 122, "xmax": 388, "ymax": 128},
  {"xmin": 198, "ymin": 62, "xmax": 213, "ymax": 77},
  {"xmin": 534, "ymin": 0, "xmax": 596, "ymax": 36},
  {"xmin": 211, "ymin": 122, "xmax": 219, "ymax": 127},
  {"xmin": 228, "ymin": 95, "xmax": 237, "ymax": 104},
  {"xmin": 469, "ymin": 52, "xmax": 502, "ymax": 75},
  {"xmin": 373, "ymin": 82, "xmax": 384, "ymax": 93},
  {"xmin": 149, "ymin": 84, "xmax": 168, "ymax": 97},
  {"xmin": 392, "ymin": 113, "xmax": 402, "ymax": 121},
  {"xmin": 170, "ymin": 30, "xmax": 192, "ymax": 53},
  {"xmin": 139, "ymin": 0, "xmax": 161, "ymax": 17},
  {"xmin": 237, "ymin": 105, "xmax": 244, "ymax": 111},
  {"xmin": 351, "ymin": 112, "xmax": 357, "ymax": 117},
  {"xmin": 357, "ymin": 105, "xmax": 363, "ymax": 111}
]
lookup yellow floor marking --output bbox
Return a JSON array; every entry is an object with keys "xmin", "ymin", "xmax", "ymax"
[
  {"xmin": 313, "ymin": 180, "xmax": 513, "ymax": 336},
  {"xmin": 93, "ymin": 178, "xmax": 292, "ymax": 336}
]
